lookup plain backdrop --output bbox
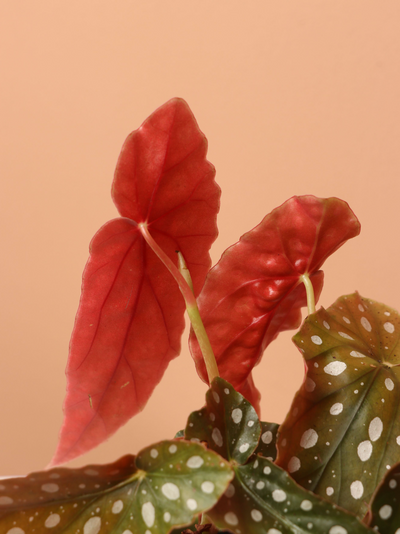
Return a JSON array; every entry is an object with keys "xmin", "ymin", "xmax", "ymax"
[{"xmin": 1, "ymin": 1, "xmax": 399, "ymax": 476}]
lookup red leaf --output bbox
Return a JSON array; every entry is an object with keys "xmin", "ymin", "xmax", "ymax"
[
  {"xmin": 52, "ymin": 99, "xmax": 220, "ymax": 465},
  {"xmin": 189, "ymin": 196, "xmax": 360, "ymax": 409}
]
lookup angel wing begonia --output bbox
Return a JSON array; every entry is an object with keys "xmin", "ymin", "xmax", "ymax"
[
  {"xmin": 189, "ymin": 196, "xmax": 360, "ymax": 411},
  {"xmin": 51, "ymin": 98, "xmax": 220, "ymax": 465}
]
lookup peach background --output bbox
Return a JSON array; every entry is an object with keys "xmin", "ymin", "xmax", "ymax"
[{"xmin": 1, "ymin": 1, "xmax": 400, "ymax": 476}]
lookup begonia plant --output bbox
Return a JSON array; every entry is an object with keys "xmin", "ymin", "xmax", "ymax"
[{"xmin": 1, "ymin": 98, "xmax": 399, "ymax": 534}]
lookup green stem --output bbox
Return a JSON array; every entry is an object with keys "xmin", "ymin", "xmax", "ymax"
[
  {"xmin": 139, "ymin": 224, "xmax": 219, "ymax": 383},
  {"xmin": 300, "ymin": 273, "xmax": 316, "ymax": 315}
]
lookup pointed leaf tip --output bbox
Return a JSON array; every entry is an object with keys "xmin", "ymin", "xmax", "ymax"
[
  {"xmin": 53, "ymin": 98, "xmax": 220, "ymax": 465},
  {"xmin": 190, "ymin": 196, "xmax": 359, "ymax": 407}
]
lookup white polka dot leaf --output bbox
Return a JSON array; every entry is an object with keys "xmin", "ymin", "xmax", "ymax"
[
  {"xmin": 0, "ymin": 440, "xmax": 233, "ymax": 534},
  {"xmin": 184, "ymin": 378, "xmax": 373, "ymax": 534},
  {"xmin": 276, "ymin": 292, "xmax": 400, "ymax": 519},
  {"xmin": 366, "ymin": 462, "xmax": 400, "ymax": 532}
]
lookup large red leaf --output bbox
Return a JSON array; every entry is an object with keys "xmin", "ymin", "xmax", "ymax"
[
  {"xmin": 51, "ymin": 98, "xmax": 220, "ymax": 465},
  {"xmin": 189, "ymin": 196, "xmax": 360, "ymax": 410}
]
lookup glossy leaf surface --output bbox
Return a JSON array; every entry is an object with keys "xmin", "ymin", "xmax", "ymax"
[
  {"xmin": 276, "ymin": 293, "xmax": 400, "ymax": 518},
  {"xmin": 185, "ymin": 378, "xmax": 373, "ymax": 534},
  {"xmin": 53, "ymin": 98, "xmax": 220, "ymax": 465},
  {"xmin": 367, "ymin": 462, "xmax": 400, "ymax": 532},
  {"xmin": 189, "ymin": 196, "xmax": 359, "ymax": 409},
  {"xmin": 0, "ymin": 440, "xmax": 233, "ymax": 534}
]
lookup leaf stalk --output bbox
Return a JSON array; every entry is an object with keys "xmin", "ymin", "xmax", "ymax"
[
  {"xmin": 300, "ymin": 273, "xmax": 316, "ymax": 315},
  {"xmin": 139, "ymin": 224, "xmax": 219, "ymax": 383}
]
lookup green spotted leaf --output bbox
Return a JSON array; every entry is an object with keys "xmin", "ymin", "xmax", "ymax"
[
  {"xmin": 185, "ymin": 378, "xmax": 373, "ymax": 534},
  {"xmin": 208, "ymin": 456, "xmax": 374, "ymax": 534},
  {"xmin": 186, "ymin": 377, "xmax": 262, "ymax": 463},
  {"xmin": 0, "ymin": 440, "xmax": 233, "ymax": 534},
  {"xmin": 366, "ymin": 462, "xmax": 400, "ymax": 532},
  {"xmin": 276, "ymin": 292, "xmax": 400, "ymax": 518}
]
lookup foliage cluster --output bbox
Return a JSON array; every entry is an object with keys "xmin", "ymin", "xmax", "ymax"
[{"xmin": 1, "ymin": 99, "xmax": 399, "ymax": 534}]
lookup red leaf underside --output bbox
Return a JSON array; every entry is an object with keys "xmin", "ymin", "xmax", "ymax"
[
  {"xmin": 190, "ymin": 196, "xmax": 360, "ymax": 409},
  {"xmin": 52, "ymin": 98, "xmax": 220, "ymax": 465}
]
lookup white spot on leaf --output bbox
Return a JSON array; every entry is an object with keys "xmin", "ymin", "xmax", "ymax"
[
  {"xmin": 385, "ymin": 378, "xmax": 394, "ymax": 391},
  {"xmin": 162, "ymin": 482, "xmax": 180, "ymax": 500},
  {"xmin": 186, "ymin": 456, "xmax": 204, "ymax": 469},
  {"xmin": 45, "ymin": 514, "xmax": 61, "ymax": 528},
  {"xmin": 305, "ymin": 378, "xmax": 316, "ymax": 392},
  {"xmin": 141, "ymin": 502, "xmax": 155, "ymax": 528},
  {"xmin": 84, "ymin": 517, "xmax": 101, "ymax": 534},
  {"xmin": 350, "ymin": 351, "xmax": 365, "ymax": 358},
  {"xmin": 384, "ymin": 322, "xmax": 395, "ymax": 333},
  {"xmin": 326, "ymin": 487, "xmax": 334, "ymax": 496},
  {"xmin": 339, "ymin": 332, "xmax": 353, "ymax": 340},
  {"xmin": 0, "ymin": 496, "xmax": 13, "ymax": 505},
  {"xmin": 84, "ymin": 469, "xmax": 99, "ymax": 476},
  {"xmin": 41, "ymin": 483, "xmax": 59, "ymax": 493},
  {"xmin": 324, "ymin": 361, "xmax": 347, "ymax": 376},
  {"xmin": 350, "ymin": 480, "xmax": 363, "ymax": 499},
  {"xmin": 300, "ymin": 429, "xmax": 318, "ymax": 449},
  {"xmin": 288, "ymin": 456, "xmax": 301, "ymax": 473},
  {"xmin": 212, "ymin": 428, "xmax": 223, "ymax": 447},
  {"xmin": 379, "ymin": 504, "xmax": 392, "ymax": 519},
  {"xmin": 201, "ymin": 481, "xmax": 214, "ymax": 494},
  {"xmin": 231, "ymin": 408, "xmax": 243, "ymax": 424},
  {"xmin": 225, "ymin": 483, "xmax": 235, "ymax": 498},
  {"xmin": 330, "ymin": 403, "xmax": 343, "ymax": 415},
  {"xmin": 272, "ymin": 489, "xmax": 286, "ymax": 502},
  {"xmin": 251, "ymin": 509, "xmax": 263, "ymax": 522},
  {"xmin": 357, "ymin": 440, "xmax": 373, "ymax": 461},
  {"xmin": 261, "ymin": 431, "xmax": 273, "ymax": 444},
  {"xmin": 300, "ymin": 499, "xmax": 312, "ymax": 511},
  {"xmin": 212, "ymin": 392, "xmax": 220, "ymax": 403},
  {"xmin": 187, "ymin": 498, "xmax": 197, "ymax": 510},
  {"xmin": 369, "ymin": 417, "xmax": 383, "ymax": 441},
  {"xmin": 311, "ymin": 335, "xmax": 322, "ymax": 345},
  {"xmin": 112, "ymin": 500, "xmax": 123, "ymax": 514},
  {"xmin": 224, "ymin": 512, "xmax": 239, "ymax": 526},
  {"xmin": 150, "ymin": 449, "xmax": 158, "ymax": 459},
  {"xmin": 163, "ymin": 512, "xmax": 171, "ymax": 522},
  {"xmin": 361, "ymin": 317, "xmax": 372, "ymax": 332},
  {"xmin": 239, "ymin": 443, "xmax": 250, "ymax": 453}
]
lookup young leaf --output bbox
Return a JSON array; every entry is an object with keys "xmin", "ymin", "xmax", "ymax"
[
  {"xmin": 366, "ymin": 462, "xmax": 400, "ymax": 533},
  {"xmin": 185, "ymin": 378, "xmax": 373, "ymax": 534},
  {"xmin": 0, "ymin": 440, "xmax": 233, "ymax": 534},
  {"xmin": 189, "ymin": 196, "xmax": 360, "ymax": 409},
  {"xmin": 52, "ymin": 98, "xmax": 220, "ymax": 465},
  {"xmin": 276, "ymin": 293, "xmax": 400, "ymax": 518}
]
